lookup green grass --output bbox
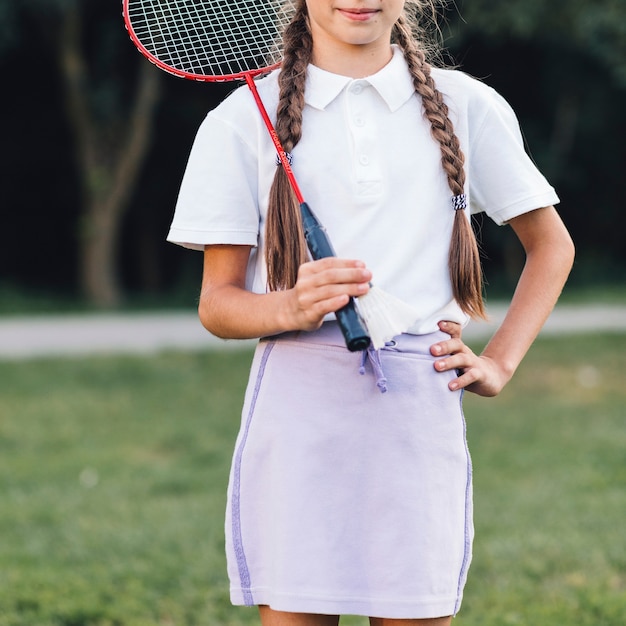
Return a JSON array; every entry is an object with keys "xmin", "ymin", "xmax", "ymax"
[
  {"xmin": 460, "ymin": 334, "xmax": 626, "ymax": 626},
  {"xmin": 0, "ymin": 335, "xmax": 624, "ymax": 626}
]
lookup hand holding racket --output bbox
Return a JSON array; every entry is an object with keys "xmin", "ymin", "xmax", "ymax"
[{"xmin": 122, "ymin": 0, "xmax": 417, "ymax": 350}]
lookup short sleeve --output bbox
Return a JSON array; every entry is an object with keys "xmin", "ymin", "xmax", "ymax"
[
  {"xmin": 167, "ymin": 113, "xmax": 260, "ymax": 251},
  {"xmin": 468, "ymin": 89, "xmax": 559, "ymax": 225}
]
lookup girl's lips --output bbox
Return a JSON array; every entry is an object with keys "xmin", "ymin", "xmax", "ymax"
[{"xmin": 337, "ymin": 8, "xmax": 380, "ymax": 21}]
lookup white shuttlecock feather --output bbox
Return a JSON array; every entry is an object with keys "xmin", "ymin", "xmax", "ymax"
[{"xmin": 356, "ymin": 285, "xmax": 419, "ymax": 349}]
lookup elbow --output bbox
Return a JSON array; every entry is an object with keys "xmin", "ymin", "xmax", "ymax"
[
  {"xmin": 547, "ymin": 215, "xmax": 576, "ymax": 278},
  {"xmin": 526, "ymin": 224, "xmax": 575, "ymax": 287},
  {"xmin": 561, "ymin": 230, "xmax": 576, "ymax": 277},
  {"xmin": 198, "ymin": 291, "xmax": 225, "ymax": 338},
  {"xmin": 546, "ymin": 230, "xmax": 576, "ymax": 297},
  {"xmin": 197, "ymin": 300, "xmax": 214, "ymax": 336}
]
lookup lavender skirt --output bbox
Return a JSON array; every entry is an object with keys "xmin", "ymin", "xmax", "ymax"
[{"xmin": 225, "ymin": 322, "xmax": 473, "ymax": 619}]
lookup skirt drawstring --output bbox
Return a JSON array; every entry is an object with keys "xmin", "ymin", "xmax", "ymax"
[{"xmin": 359, "ymin": 345, "xmax": 388, "ymax": 393}]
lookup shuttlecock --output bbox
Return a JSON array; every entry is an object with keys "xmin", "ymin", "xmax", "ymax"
[{"xmin": 356, "ymin": 284, "xmax": 419, "ymax": 349}]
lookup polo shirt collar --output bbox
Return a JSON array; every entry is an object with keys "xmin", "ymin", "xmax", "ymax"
[{"xmin": 305, "ymin": 45, "xmax": 415, "ymax": 112}]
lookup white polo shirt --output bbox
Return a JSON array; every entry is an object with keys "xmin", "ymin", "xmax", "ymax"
[{"xmin": 168, "ymin": 45, "xmax": 559, "ymax": 333}]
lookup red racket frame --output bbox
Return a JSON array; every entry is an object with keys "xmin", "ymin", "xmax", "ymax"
[{"xmin": 122, "ymin": 1, "xmax": 306, "ymax": 204}]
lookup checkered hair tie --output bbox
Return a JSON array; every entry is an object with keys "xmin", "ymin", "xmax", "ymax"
[
  {"xmin": 451, "ymin": 194, "xmax": 467, "ymax": 211},
  {"xmin": 275, "ymin": 151, "xmax": 293, "ymax": 166}
]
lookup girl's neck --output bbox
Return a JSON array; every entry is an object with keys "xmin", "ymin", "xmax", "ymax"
[{"xmin": 310, "ymin": 39, "xmax": 394, "ymax": 78}]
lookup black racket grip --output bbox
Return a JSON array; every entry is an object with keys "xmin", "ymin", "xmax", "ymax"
[{"xmin": 300, "ymin": 203, "xmax": 371, "ymax": 352}]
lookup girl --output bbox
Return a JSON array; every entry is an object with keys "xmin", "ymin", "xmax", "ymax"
[{"xmin": 167, "ymin": 1, "xmax": 574, "ymax": 624}]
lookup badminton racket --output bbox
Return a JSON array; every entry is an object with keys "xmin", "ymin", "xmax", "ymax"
[{"xmin": 123, "ymin": 0, "xmax": 371, "ymax": 351}]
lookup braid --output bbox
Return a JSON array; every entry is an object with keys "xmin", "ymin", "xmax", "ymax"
[
  {"xmin": 265, "ymin": 4, "xmax": 312, "ymax": 291},
  {"xmin": 394, "ymin": 14, "xmax": 486, "ymax": 319}
]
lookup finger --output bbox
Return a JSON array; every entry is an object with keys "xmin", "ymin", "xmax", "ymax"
[
  {"xmin": 430, "ymin": 337, "xmax": 468, "ymax": 357},
  {"xmin": 305, "ymin": 294, "xmax": 353, "ymax": 321},
  {"xmin": 297, "ymin": 279, "xmax": 369, "ymax": 309},
  {"xmin": 438, "ymin": 320, "xmax": 463, "ymax": 339},
  {"xmin": 295, "ymin": 278, "xmax": 371, "ymax": 324},
  {"xmin": 448, "ymin": 371, "xmax": 468, "ymax": 392},
  {"xmin": 450, "ymin": 367, "xmax": 490, "ymax": 393},
  {"xmin": 290, "ymin": 291, "xmax": 353, "ymax": 331},
  {"xmin": 301, "ymin": 257, "xmax": 368, "ymax": 277},
  {"xmin": 434, "ymin": 351, "xmax": 477, "ymax": 373},
  {"xmin": 299, "ymin": 265, "xmax": 371, "ymax": 290}
]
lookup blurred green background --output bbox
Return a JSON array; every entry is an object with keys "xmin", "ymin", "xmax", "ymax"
[
  {"xmin": 0, "ymin": 2, "xmax": 625, "ymax": 626},
  {"xmin": 0, "ymin": 0, "xmax": 625, "ymax": 311}
]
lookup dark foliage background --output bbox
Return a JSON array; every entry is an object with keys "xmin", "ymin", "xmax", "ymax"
[{"xmin": 0, "ymin": 1, "xmax": 624, "ymax": 307}]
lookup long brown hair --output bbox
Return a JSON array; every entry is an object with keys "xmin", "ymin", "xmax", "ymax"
[{"xmin": 265, "ymin": 0, "xmax": 486, "ymax": 319}]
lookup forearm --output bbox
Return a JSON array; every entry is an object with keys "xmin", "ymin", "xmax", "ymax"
[
  {"xmin": 198, "ymin": 245, "xmax": 371, "ymax": 340},
  {"xmin": 199, "ymin": 284, "xmax": 295, "ymax": 339},
  {"xmin": 481, "ymin": 249, "xmax": 571, "ymax": 377},
  {"xmin": 480, "ymin": 209, "xmax": 575, "ymax": 381}
]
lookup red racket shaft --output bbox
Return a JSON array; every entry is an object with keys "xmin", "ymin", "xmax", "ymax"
[{"xmin": 245, "ymin": 76, "xmax": 370, "ymax": 352}]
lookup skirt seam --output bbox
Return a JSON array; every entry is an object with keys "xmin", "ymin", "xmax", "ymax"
[
  {"xmin": 231, "ymin": 340, "xmax": 276, "ymax": 607},
  {"xmin": 454, "ymin": 388, "xmax": 473, "ymax": 615}
]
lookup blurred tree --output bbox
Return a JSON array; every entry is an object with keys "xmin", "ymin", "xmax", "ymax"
[
  {"xmin": 0, "ymin": 1, "xmax": 624, "ymax": 307},
  {"xmin": 59, "ymin": 4, "xmax": 161, "ymax": 307},
  {"xmin": 444, "ymin": 0, "xmax": 626, "ymax": 288},
  {"xmin": 448, "ymin": 0, "xmax": 626, "ymax": 171},
  {"xmin": 1, "ymin": 0, "xmax": 162, "ymax": 307},
  {"xmin": 449, "ymin": 0, "xmax": 626, "ymax": 84}
]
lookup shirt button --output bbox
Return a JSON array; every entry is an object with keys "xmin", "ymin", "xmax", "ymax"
[{"xmin": 359, "ymin": 155, "xmax": 370, "ymax": 166}]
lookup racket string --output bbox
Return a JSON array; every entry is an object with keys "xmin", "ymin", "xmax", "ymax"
[{"xmin": 126, "ymin": 0, "xmax": 296, "ymax": 78}]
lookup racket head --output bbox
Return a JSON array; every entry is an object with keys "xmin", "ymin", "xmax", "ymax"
[{"xmin": 123, "ymin": 0, "xmax": 296, "ymax": 82}]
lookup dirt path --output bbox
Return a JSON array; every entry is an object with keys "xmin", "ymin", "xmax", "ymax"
[{"xmin": 0, "ymin": 304, "xmax": 624, "ymax": 360}]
